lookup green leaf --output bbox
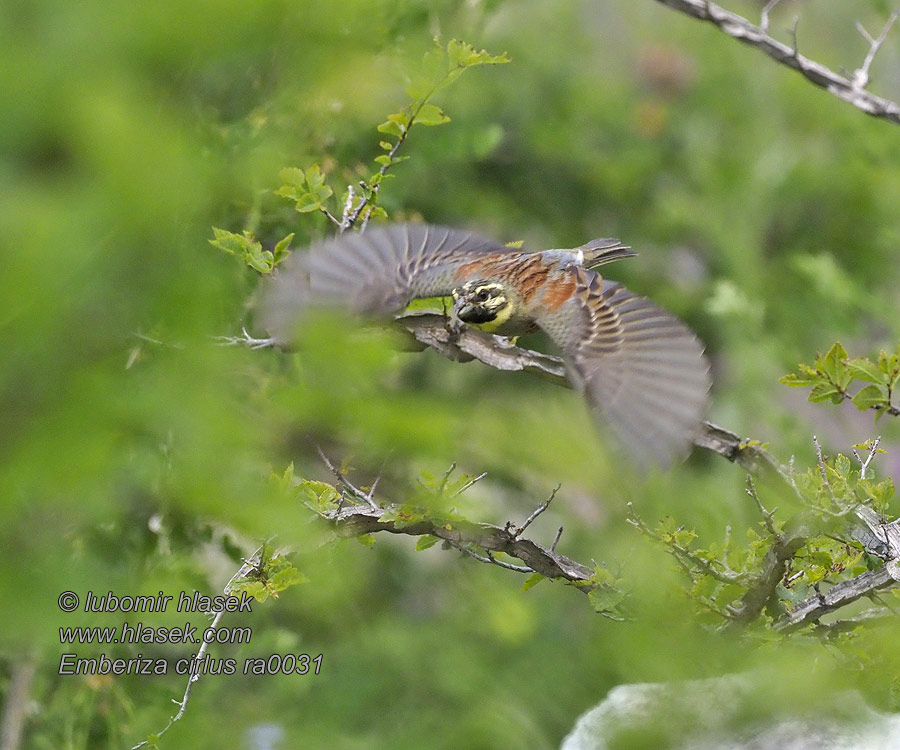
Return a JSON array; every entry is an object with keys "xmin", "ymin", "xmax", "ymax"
[
  {"xmin": 272, "ymin": 233, "xmax": 294, "ymax": 265},
  {"xmin": 295, "ymin": 193, "xmax": 324, "ymax": 213},
  {"xmin": 852, "ymin": 384, "xmax": 888, "ymax": 410},
  {"xmin": 377, "ymin": 120, "xmax": 404, "ymax": 138},
  {"xmin": 779, "ymin": 372, "xmax": 819, "ymax": 387},
  {"xmin": 299, "ymin": 480, "xmax": 341, "ymax": 513},
  {"xmin": 414, "ymin": 103, "xmax": 450, "ymax": 126},
  {"xmin": 588, "ymin": 585, "xmax": 626, "ymax": 614},
  {"xmin": 522, "ymin": 573, "xmax": 545, "ymax": 591},
  {"xmin": 808, "ymin": 382, "xmax": 841, "ymax": 403},
  {"xmin": 271, "ymin": 566, "xmax": 308, "ymax": 590},
  {"xmin": 834, "ymin": 453, "xmax": 852, "ymax": 477},
  {"xmin": 209, "ymin": 227, "xmax": 241, "ymax": 256},
  {"xmin": 252, "ymin": 250, "xmax": 275, "ymax": 274},
  {"xmin": 235, "ymin": 580, "xmax": 270, "ymax": 602},
  {"xmin": 279, "ymin": 167, "xmax": 307, "ymax": 188},
  {"xmin": 415, "ymin": 535, "xmax": 439, "ymax": 551},
  {"xmin": 374, "ymin": 154, "xmax": 393, "ymax": 167},
  {"xmin": 808, "ymin": 549, "xmax": 833, "ymax": 567},
  {"xmin": 405, "ymin": 74, "xmax": 433, "ymax": 102},
  {"xmin": 446, "ymin": 39, "xmax": 510, "ymax": 69},
  {"xmin": 209, "ymin": 228, "xmax": 275, "ymax": 273},
  {"xmin": 878, "ymin": 348, "xmax": 900, "ymax": 378},
  {"xmin": 846, "ymin": 358, "xmax": 885, "ymax": 384},
  {"xmin": 818, "ymin": 342, "xmax": 849, "ymax": 386},
  {"xmin": 305, "ymin": 164, "xmax": 326, "ymax": 191},
  {"xmin": 276, "ymin": 165, "xmax": 331, "ymax": 214},
  {"xmin": 274, "ymin": 184, "xmax": 301, "ymax": 201},
  {"xmin": 421, "ymin": 40, "xmax": 446, "ymax": 82},
  {"xmin": 357, "ymin": 534, "xmax": 376, "ymax": 547}
]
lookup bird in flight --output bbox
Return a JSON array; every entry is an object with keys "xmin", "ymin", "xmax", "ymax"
[{"xmin": 260, "ymin": 223, "xmax": 710, "ymax": 467}]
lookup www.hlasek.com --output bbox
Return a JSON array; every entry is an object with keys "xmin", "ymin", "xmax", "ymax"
[{"xmin": 56, "ymin": 590, "xmax": 322, "ymax": 677}]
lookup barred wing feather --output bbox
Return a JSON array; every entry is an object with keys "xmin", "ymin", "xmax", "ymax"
[
  {"xmin": 542, "ymin": 268, "xmax": 710, "ymax": 467},
  {"xmin": 259, "ymin": 224, "xmax": 509, "ymax": 344}
]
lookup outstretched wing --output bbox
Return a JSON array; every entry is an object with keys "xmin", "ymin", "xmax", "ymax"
[
  {"xmin": 536, "ymin": 267, "xmax": 710, "ymax": 467},
  {"xmin": 259, "ymin": 224, "xmax": 513, "ymax": 344}
]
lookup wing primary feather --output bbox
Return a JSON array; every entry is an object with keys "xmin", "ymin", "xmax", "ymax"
[
  {"xmin": 259, "ymin": 223, "xmax": 515, "ymax": 344},
  {"xmin": 538, "ymin": 267, "xmax": 709, "ymax": 468}
]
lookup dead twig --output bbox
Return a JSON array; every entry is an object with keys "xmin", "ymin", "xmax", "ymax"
[{"xmin": 653, "ymin": 0, "xmax": 900, "ymax": 125}]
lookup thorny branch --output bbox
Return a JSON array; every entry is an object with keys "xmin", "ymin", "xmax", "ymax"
[
  {"xmin": 775, "ymin": 562, "xmax": 900, "ymax": 631},
  {"xmin": 132, "ymin": 549, "xmax": 266, "ymax": 750},
  {"xmin": 760, "ymin": 0, "xmax": 781, "ymax": 35},
  {"xmin": 853, "ymin": 11, "xmax": 900, "ymax": 90},
  {"xmin": 316, "ymin": 445, "xmax": 379, "ymax": 510},
  {"xmin": 853, "ymin": 436, "xmax": 882, "ymax": 480},
  {"xmin": 653, "ymin": 0, "xmax": 900, "ymax": 126},
  {"xmin": 314, "ymin": 466, "xmax": 597, "ymax": 590},
  {"xmin": 508, "ymin": 484, "xmax": 560, "ymax": 537}
]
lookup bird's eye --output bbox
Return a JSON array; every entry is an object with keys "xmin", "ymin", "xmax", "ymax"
[{"xmin": 476, "ymin": 289, "xmax": 489, "ymax": 302}]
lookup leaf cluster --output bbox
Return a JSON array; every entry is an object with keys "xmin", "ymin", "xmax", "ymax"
[
  {"xmin": 208, "ymin": 39, "xmax": 508, "ymax": 267},
  {"xmin": 792, "ymin": 447, "xmax": 894, "ymax": 518},
  {"xmin": 781, "ymin": 342, "xmax": 900, "ymax": 418},
  {"xmin": 640, "ymin": 442, "xmax": 896, "ymax": 632},
  {"xmin": 208, "ymin": 227, "xmax": 293, "ymax": 274}
]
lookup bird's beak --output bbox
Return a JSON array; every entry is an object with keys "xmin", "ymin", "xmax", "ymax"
[{"xmin": 454, "ymin": 301, "xmax": 473, "ymax": 320}]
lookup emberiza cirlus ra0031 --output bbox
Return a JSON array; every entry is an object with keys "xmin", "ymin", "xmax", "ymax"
[{"xmin": 259, "ymin": 224, "xmax": 710, "ymax": 467}]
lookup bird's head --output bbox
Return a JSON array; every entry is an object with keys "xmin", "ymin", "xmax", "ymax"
[{"xmin": 451, "ymin": 280, "xmax": 513, "ymax": 328}]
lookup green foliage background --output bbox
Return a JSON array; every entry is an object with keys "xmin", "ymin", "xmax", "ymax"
[{"xmin": 2, "ymin": 0, "xmax": 900, "ymax": 747}]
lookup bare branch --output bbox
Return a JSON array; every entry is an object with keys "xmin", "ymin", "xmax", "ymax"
[
  {"xmin": 813, "ymin": 606, "xmax": 899, "ymax": 634},
  {"xmin": 852, "ymin": 436, "xmax": 882, "ymax": 480},
  {"xmin": 551, "ymin": 526, "xmax": 564, "ymax": 552},
  {"xmin": 653, "ymin": 0, "xmax": 900, "ymax": 126},
  {"xmin": 855, "ymin": 505, "xmax": 900, "ymax": 560},
  {"xmin": 316, "ymin": 447, "xmax": 379, "ymax": 510},
  {"xmin": 133, "ymin": 549, "xmax": 264, "ymax": 749},
  {"xmin": 813, "ymin": 435, "xmax": 834, "ymax": 501},
  {"xmin": 452, "ymin": 471, "xmax": 488, "ymax": 498},
  {"xmin": 339, "ymin": 185, "xmax": 355, "ymax": 233},
  {"xmin": 445, "ymin": 539, "xmax": 533, "ymax": 573},
  {"xmin": 248, "ymin": 308, "xmax": 899, "ymax": 628},
  {"xmin": 746, "ymin": 474, "xmax": 779, "ymax": 539},
  {"xmin": 788, "ymin": 15, "xmax": 800, "ymax": 58},
  {"xmin": 326, "ymin": 502, "xmax": 597, "ymax": 589},
  {"xmin": 233, "ymin": 308, "xmax": 793, "ymax": 476},
  {"xmin": 511, "ymin": 484, "xmax": 561, "ymax": 538},
  {"xmin": 760, "ymin": 0, "xmax": 782, "ymax": 34},
  {"xmin": 853, "ymin": 11, "xmax": 900, "ymax": 90},
  {"xmin": 319, "ymin": 206, "xmax": 342, "ymax": 228},
  {"xmin": 727, "ymin": 527, "xmax": 807, "ymax": 624},
  {"xmin": 215, "ymin": 327, "xmax": 276, "ymax": 350},
  {"xmin": 775, "ymin": 561, "xmax": 900, "ymax": 631}
]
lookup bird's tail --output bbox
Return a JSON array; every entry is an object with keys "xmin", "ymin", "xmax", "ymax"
[{"xmin": 577, "ymin": 238, "xmax": 636, "ymax": 268}]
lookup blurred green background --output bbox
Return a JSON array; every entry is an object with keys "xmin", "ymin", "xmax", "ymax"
[{"xmin": 2, "ymin": 0, "xmax": 900, "ymax": 747}]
